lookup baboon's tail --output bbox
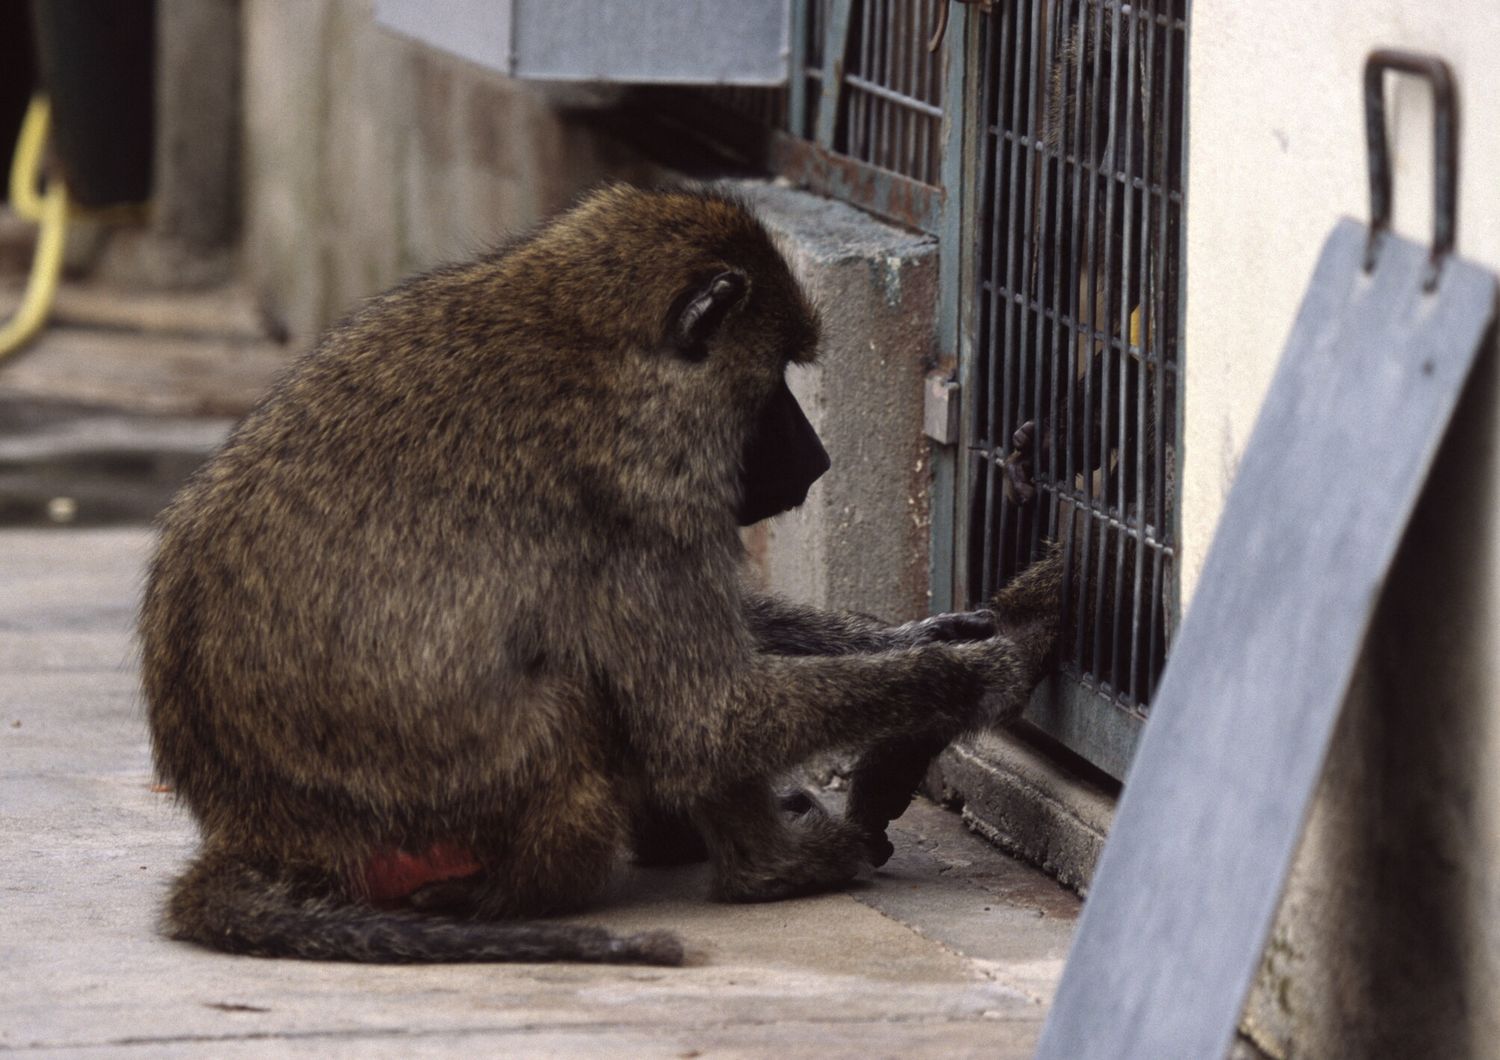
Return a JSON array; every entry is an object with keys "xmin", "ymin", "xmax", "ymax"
[{"xmin": 163, "ymin": 852, "xmax": 684, "ymax": 966}]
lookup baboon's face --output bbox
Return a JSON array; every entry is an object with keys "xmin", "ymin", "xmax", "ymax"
[
  {"xmin": 662, "ymin": 257, "xmax": 828, "ymax": 528},
  {"xmin": 555, "ymin": 186, "xmax": 829, "ymax": 526},
  {"xmin": 733, "ymin": 376, "xmax": 829, "ymax": 525}
]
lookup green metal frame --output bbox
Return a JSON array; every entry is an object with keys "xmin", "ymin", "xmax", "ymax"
[
  {"xmin": 782, "ymin": 0, "xmax": 945, "ymax": 235},
  {"xmin": 929, "ymin": 2, "xmax": 973, "ymax": 615}
]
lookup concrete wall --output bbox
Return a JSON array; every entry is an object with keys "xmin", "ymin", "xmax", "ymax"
[
  {"xmin": 1185, "ymin": 6, "xmax": 1500, "ymax": 1055},
  {"xmin": 737, "ymin": 183, "xmax": 940, "ymax": 625},
  {"xmin": 240, "ymin": 0, "xmax": 653, "ymax": 342}
]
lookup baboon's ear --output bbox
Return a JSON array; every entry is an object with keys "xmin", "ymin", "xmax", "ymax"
[{"xmin": 668, "ymin": 270, "xmax": 748, "ymax": 360}]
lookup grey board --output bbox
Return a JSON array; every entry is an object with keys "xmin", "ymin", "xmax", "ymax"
[
  {"xmin": 374, "ymin": 0, "xmax": 791, "ymax": 86},
  {"xmin": 1035, "ymin": 219, "xmax": 1497, "ymax": 1060}
]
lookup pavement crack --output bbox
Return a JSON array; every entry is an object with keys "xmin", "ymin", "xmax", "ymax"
[{"xmin": 11, "ymin": 1011, "xmax": 1038, "ymax": 1051}]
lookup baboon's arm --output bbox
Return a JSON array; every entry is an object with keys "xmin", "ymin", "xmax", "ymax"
[
  {"xmin": 742, "ymin": 592, "xmax": 998, "ymax": 657},
  {"xmin": 634, "ymin": 639, "xmax": 1025, "ymax": 801},
  {"xmin": 741, "ymin": 593, "xmax": 892, "ymax": 655}
]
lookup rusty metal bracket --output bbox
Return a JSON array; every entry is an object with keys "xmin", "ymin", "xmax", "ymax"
[{"xmin": 1363, "ymin": 49, "xmax": 1458, "ymax": 292}]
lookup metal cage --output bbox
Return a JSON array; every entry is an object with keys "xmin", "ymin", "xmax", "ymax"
[
  {"xmin": 964, "ymin": 0, "xmax": 1187, "ymax": 774},
  {"xmin": 810, "ymin": 0, "xmax": 946, "ymax": 187},
  {"xmin": 686, "ymin": 0, "xmax": 949, "ymax": 233}
]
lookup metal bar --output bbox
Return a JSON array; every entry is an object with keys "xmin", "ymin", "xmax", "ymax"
[
  {"xmin": 805, "ymin": 0, "xmax": 825, "ymax": 134},
  {"xmin": 978, "ymin": 4, "xmax": 1010, "ymax": 598},
  {"xmin": 966, "ymin": 462, "xmax": 1175, "ymax": 547},
  {"xmin": 789, "ymin": 0, "xmax": 811, "ymax": 138},
  {"xmin": 841, "ymin": 73, "xmax": 944, "ymax": 117},
  {"xmin": 928, "ymin": 0, "xmax": 971, "ymax": 614},
  {"xmin": 814, "ymin": 0, "xmax": 857, "ymax": 148},
  {"xmin": 874, "ymin": 0, "xmax": 890, "ymax": 170},
  {"xmin": 1061, "ymin": 0, "xmax": 1088, "ymax": 655},
  {"xmin": 1164, "ymin": 0, "xmax": 1188, "ymax": 645},
  {"xmin": 1127, "ymin": 0, "xmax": 1154, "ymax": 705},
  {"xmin": 854, "ymin": 0, "xmax": 872, "ymax": 158},
  {"xmin": 998, "ymin": 0, "xmax": 1029, "ymax": 590},
  {"xmin": 1074, "ymin": 0, "xmax": 1106, "ymax": 671},
  {"xmin": 1022, "ymin": 670, "xmax": 1145, "ymax": 781},
  {"xmin": 765, "ymin": 132, "xmax": 944, "ymax": 232},
  {"xmin": 950, "ymin": 0, "xmax": 980, "ymax": 607},
  {"xmin": 1109, "ymin": 0, "xmax": 1138, "ymax": 695},
  {"xmin": 927, "ymin": 0, "xmax": 944, "ymax": 182},
  {"xmin": 1016, "ymin": 0, "xmax": 1045, "ymax": 572},
  {"xmin": 890, "ymin": 0, "xmax": 904, "ymax": 173},
  {"xmin": 1091, "ymin": 0, "xmax": 1123, "ymax": 686},
  {"xmin": 1043, "ymin": 0, "xmax": 1070, "ymax": 544},
  {"xmin": 889, "ymin": 0, "xmax": 903, "ymax": 173},
  {"xmin": 978, "ymin": 284, "xmax": 1182, "ymax": 365},
  {"xmin": 988, "ymin": 127, "xmax": 1183, "ymax": 200},
  {"xmin": 1147, "ymin": 0, "xmax": 1178, "ymax": 696},
  {"xmin": 912, "ymin": 0, "xmax": 924, "ymax": 181},
  {"xmin": 895, "ymin": 0, "xmax": 907, "ymax": 174},
  {"xmin": 914, "ymin": 0, "xmax": 925, "ymax": 189}
]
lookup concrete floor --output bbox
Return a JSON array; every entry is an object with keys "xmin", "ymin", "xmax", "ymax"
[{"xmin": 1, "ymin": 527, "xmax": 1080, "ymax": 1057}]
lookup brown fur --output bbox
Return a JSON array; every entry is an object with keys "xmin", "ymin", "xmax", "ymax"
[{"xmin": 140, "ymin": 185, "xmax": 1059, "ymax": 966}]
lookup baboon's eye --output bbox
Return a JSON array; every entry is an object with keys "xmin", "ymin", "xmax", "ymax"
[{"xmin": 668, "ymin": 270, "xmax": 748, "ymax": 360}]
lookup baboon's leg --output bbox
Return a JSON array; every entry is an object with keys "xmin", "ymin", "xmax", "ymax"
[
  {"xmin": 441, "ymin": 769, "xmax": 627, "ymax": 920},
  {"xmin": 845, "ymin": 733, "xmax": 953, "ymax": 865}
]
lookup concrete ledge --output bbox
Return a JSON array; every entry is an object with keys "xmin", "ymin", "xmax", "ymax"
[
  {"xmin": 727, "ymin": 179, "xmax": 939, "ymax": 625},
  {"xmin": 927, "ymin": 730, "xmax": 1117, "ymax": 898}
]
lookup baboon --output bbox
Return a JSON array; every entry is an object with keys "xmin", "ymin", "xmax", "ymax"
[{"xmin": 141, "ymin": 184, "xmax": 1063, "ymax": 967}]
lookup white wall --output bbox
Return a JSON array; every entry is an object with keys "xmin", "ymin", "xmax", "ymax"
[{"xmin": 1185, "ymin": 4, "xmax": 1500, "ymax": 1054}]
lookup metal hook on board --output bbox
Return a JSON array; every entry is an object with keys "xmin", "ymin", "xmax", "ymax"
[{"xmin": 1363, "ymin": 49, "xmax": 1458, "ymax": 292}]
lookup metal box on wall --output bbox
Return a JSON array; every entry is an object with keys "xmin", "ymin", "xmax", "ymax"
[{"xmin": 374, "ymin": 0, "xmax": 791, "ymax": 85}]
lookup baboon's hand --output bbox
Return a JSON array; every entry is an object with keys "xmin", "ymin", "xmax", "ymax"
[
  {"xmin": 1001, "ymin": 420, "xmax": 1037, "ymax": 505},
  {"xmin": 846, "ymin": 735, "xmax": 950, "ymax": 868},
  {"xmin": 892, "ymin": 608, "xmax": 998, "ymax": 647}
]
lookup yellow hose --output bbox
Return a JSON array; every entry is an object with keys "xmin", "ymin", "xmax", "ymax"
[{"xmin": 0, "ymin": 96, "xmax": 69, "ymax": 359}]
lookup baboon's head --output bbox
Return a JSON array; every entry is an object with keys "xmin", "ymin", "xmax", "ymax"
[
  {"xmin": 539, "ymin": 184, "xmax": 819, "ymax": 368},
  {"xmin": 531, "ymin": 185, "xmax": 829, "ymax": 525}
]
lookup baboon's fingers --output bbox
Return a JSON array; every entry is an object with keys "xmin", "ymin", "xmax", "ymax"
[
  {"xmin": 897, "ymin": 608, "xmax": 999, "ymax": 646},
  {"xmin": 1001, "ymin": 419, "xmax": 1038, "ymax": 506}
]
